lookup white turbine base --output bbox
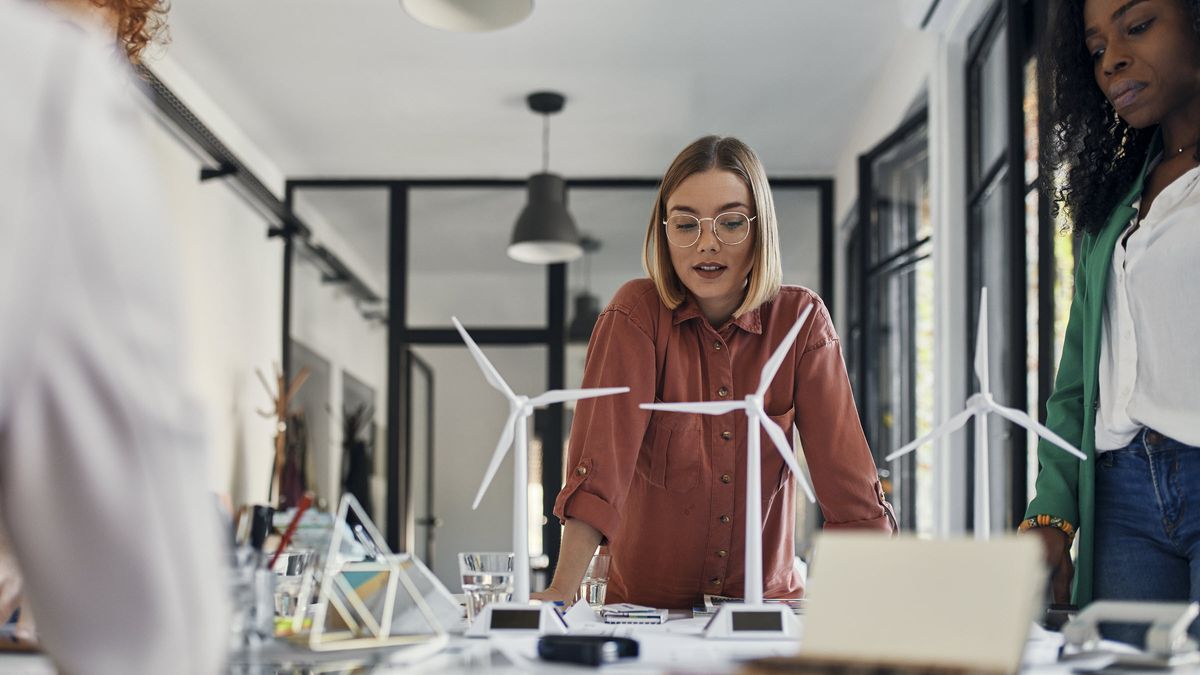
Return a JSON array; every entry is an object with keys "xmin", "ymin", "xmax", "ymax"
[
  {"xmin": 703, "ymin": 604, "xmax": 801, "ymax": 640},
  {"xmin": 464, "ymin": 603, "xmax": 568, "ymax": 638}
]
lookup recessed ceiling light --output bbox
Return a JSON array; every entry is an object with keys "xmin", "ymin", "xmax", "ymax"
[{"xmin": 400, "ymin": 0, "xmax": 533, "ymax": 33}]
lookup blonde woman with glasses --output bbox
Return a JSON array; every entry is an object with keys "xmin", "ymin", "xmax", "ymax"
[{"xmin": 533, "ymin": 136, "xmax": 896, "ymax": 610}]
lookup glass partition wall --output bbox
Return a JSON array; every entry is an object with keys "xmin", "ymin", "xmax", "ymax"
[
  {"xmin": 287, "ymin": 187, "xmax": 390, "ymax": 531},
  {"xmin": 287, "ymin": 177, "xmax": 832, "ymax": 590}
]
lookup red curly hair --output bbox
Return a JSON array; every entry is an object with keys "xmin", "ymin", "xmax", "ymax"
[{"xmin": 90, "ymin": 0, "xmax": 169, "ymax": 65}]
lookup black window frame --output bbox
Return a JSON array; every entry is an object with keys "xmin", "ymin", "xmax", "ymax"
[{"xmin": 852, "ymin": 108, "xmax": 931, "ymax": 532}]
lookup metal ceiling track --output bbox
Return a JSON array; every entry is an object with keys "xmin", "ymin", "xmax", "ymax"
[{"xmin": 137, "ymin": 66, "xmax": 383, "ymax": 308}]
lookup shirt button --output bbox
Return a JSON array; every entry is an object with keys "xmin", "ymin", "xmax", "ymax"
[
  {"xmin": 575, "ymin": 466, "xmax": 588, "ymax": 476},
  {"xmin": 720, "ymin": 473, "xmax": 732, "ymax": 484},
  {"xmin": 720, "ymin": 515, "xmax": 731, "ymax": 524},
  {"xmin": 721, "ymin": 431, "xmax": 732, "ymax": 441},
  {"xmin": 710, "ymin": 577, "xmax": 722, "ymax": 586},
  {"xmin": 713, "ymin": 340, "xmax": 723, "ymax": 351},
  {"xmin": 717, "ymin": 550, "xmax": 727, "ymax": 558},
  {"xmin": 717, "ymin": 386, "xmax": 729, "ymax": 398}
]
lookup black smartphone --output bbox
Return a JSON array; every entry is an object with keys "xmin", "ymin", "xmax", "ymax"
[{"xmin": 537, "ymin": 635, "xmax": 639, "ymax": 667}]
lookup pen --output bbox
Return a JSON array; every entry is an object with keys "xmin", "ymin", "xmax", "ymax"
[
  {"xmin": 352, "ymin": 523, "xmax": 386, "ymax": 560},
  {"xmin": 268, "ymin": 492, "xmax": 313, "ymax": 570}
]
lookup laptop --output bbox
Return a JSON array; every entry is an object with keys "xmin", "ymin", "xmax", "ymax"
[{"xmin": 800, "ymin": 533, "xmax": 1045, "ymax": 674}]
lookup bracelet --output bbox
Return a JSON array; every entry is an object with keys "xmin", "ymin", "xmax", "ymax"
[{"xmin": 1018, "ymin": 514, "xmax": 1076, "ymax": 538}]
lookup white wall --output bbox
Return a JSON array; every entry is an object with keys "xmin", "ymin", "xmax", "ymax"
[
  {"xmin": 145, "ymin": 62, "xmax": 388, "ymax": 512},
  {"xmin": 145, "ymin": 115, "xmax": 283, "ymax": 505}
]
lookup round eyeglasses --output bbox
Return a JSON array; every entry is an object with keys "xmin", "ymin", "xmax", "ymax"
[{"xmin": 662, "ymin": 212, "xmax": 756, "ymax": 248}]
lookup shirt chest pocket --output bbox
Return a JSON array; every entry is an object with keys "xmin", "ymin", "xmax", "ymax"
[
  {"xmin": 760, "ymin": 407, "xmax": 797, "ymax": 504},
  {"xmin": 637, "ymin": 407, "xmax": 702, "ymax": 493}
]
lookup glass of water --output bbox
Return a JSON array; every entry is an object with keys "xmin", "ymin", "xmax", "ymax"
[
  {"xmin": 577, "ymin": 552, "xmax": 611, "ymax": 608},
  {"xmin": 458, "ymin": 552, "xmax": 514, "ymax": 623}
]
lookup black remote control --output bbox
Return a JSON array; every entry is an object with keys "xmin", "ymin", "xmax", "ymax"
[{"xmin": 537, "ymin": 635, "xmax": 639, "ymax": 667}]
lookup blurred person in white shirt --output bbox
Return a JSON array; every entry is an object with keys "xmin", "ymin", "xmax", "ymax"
[{"xmin": 0, "ymin": 0, "xmax": 227, "ymax": 672}]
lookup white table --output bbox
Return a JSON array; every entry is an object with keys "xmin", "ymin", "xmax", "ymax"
[{"xmin": 0, "ymin": 616, "xmax": 1188, "ymax": 674}]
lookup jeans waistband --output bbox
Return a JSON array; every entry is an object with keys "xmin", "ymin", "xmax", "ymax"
[{"xmin": 1129, "ymin": 427, "xmax": 1197, "ymax": 453}]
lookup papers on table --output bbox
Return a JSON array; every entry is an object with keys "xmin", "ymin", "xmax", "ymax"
[
  {"xmin": 694, "ymin": 595, "xmax": 805, "ymax": 616},
  {"xmin": 600, "ymin": 604, "xmax": 668, "ymax": 625}
]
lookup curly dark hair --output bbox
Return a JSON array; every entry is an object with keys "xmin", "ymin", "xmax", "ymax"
[
  {"xmin": 91, "ymin": 0, "xmax": 169, "ymax": 65},
  {"xmin": 1041, "ymin": 0, "xmax": 1200, "ymax": 235}
]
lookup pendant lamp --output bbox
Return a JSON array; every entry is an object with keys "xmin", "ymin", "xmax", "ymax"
[
  {"xmin": 507, "ymin": 91, "xmax": 583, "ymax": 264},
  {"xmin": 400, "ymin": 0, "xmax": 532, "ymax": 33},
  {"xmin": 568, "ymin": 236, "xmax": 602, "ymax": 342}
]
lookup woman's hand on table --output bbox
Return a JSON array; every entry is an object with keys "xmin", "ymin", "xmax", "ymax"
[{"xmin": 531, "ymin": 586, "xmax": 575, "ymax": 606}]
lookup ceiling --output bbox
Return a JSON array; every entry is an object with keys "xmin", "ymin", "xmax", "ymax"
[{"xmin": 164, "ymin": 0, "xmax": 908, "ymax": 180}]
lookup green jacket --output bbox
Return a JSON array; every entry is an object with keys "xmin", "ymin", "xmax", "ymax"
[{"xmin": 1024, "ymin": 133, "xmax": 1162, "ymax": 606}]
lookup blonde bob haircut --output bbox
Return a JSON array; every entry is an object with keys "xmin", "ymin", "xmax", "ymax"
[{"xmin": 642, "ymin": 135, "xmax": 782, "ymax": 318}]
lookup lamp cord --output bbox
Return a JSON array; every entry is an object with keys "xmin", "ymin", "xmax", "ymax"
[{"xmin": 542, "ymin": 114, "xmax": 550, "ymax": 173}]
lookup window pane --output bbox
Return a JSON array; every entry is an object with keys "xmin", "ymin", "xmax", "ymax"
[
  {"xmin": 289, "ymin": 187, "xmax": 389, "ymax": 532},
  {"xmin": 408, "ymin": 188, "xmax": 545, "ymax": 327},
  {"xmin": 971, "ymin": 176, "xmax": 1015, "ymax": 535},
  {"xmin": 1023, "ymin": 58, "xmax": 1039, "ymax": 183},
  {"xmin": 293, "ymin": 187, "xmax": 390, "ymax": 295},
  {"xmin": 1026, "ymin": 187, "xmax": 1040, "ymax": 504},
  {"xmin": 913, "ymin": 255, "xmax": 936, "ymax": 536},
  {"xmin": 413, "ymin": 344, "xmax": 547, "ymax": 590},
  {"xmin": 774, "ymin": 187, "xmax": 824, "ymax": 291},
  {"xmin": 408, "ymin": 356, "xmax": 433, "ymax": 565},
  {"xmin": 565, "ymin": 188, "xmax": 656, "ymax": 328},
  {"xmin": 979, "ymin": 27, "xmax": 1009, "ymax": 179},
  {"xmin": 868, "ymin": 122, "xmax": 929, "ymax": 264},
  {"xmin": 1025, "ymin": 51, "xmax": 1041, "ymax": 504}
]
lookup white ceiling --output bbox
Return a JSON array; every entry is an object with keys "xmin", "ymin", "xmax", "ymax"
[{"xmin": 164, "ymin": 0, "xmax": 907, "ymax": 179}]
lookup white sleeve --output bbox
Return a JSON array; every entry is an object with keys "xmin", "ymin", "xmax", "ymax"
[{"xmin": 0, "ymin": 15, "xmax": 228, "ymax": 675}]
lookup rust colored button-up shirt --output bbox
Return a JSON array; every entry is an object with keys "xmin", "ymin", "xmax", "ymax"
[{"xmin": 553, "ymin": 279, "xmax": 895, "ymax": 609}]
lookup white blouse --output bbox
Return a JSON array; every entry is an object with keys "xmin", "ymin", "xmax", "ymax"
[
  {"xmin": 0, "ymin": 3, "xmax": 227, "ymax": 673},
  {"xmin": 1095, "ymin": 159, "xmax": 1200, "ymax": 450}
]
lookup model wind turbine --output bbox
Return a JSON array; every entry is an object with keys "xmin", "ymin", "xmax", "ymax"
[
  {"xmin": 452, "ymin": 317, "xmax": 628, "ymax": 636},
  {"xmin": 640, "ymin": 305, "xmax": 816, "ymax": 640},
  {"xmin": 886, "ymin": 287, "xmax": 1086, "ymax": 540}
]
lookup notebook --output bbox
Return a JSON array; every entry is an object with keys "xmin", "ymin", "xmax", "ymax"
[
  {"xmin": 600, "ymin": 603, "xmax": 668, "ymax": 625},
  {"xmin": 801, "ymin": 533, "xmax": 1045, "ymax": 674}
]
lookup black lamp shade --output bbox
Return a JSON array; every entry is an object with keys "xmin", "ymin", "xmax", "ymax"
[
  {"xmin": 568, "ymin": 292, "xmax": 602, "ymax": 342},
  {"xmin": 508, "ymin": 173, "xmax": 583, "ymax": 264}
]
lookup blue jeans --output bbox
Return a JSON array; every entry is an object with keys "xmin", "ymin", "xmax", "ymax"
[{"xmin": 1093, "ymin": 428, "xmax": 1200, "ymax": 646}]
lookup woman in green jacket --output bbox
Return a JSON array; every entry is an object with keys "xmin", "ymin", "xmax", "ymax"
[{"xmin": 1024, "ymin": 0, "xmax": 1200, "ymax": 642}]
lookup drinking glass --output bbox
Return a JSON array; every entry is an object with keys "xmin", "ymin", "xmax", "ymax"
[
  {"xmin": 458, "ymin": 552, "xmax": 514, "ymax": 623},
  {"xmin": 577, "ymin": 553, "xmax": 610, "ymax": 608}
]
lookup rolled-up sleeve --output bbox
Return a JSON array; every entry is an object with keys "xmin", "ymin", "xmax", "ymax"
[
  {"xmin": 794, "ymin": 299, "xmax": 896, "ymax": 533},
  {"xmin": 553, "ymin": 303, "xmax": 657, "ymax": 543}
]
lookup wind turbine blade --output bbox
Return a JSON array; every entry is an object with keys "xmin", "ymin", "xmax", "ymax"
[
  {"xmin": 975, "ymin": 288, "xmax": 989, "ymax": 393},
  {"xmin": 760, "ymin": 414, "xmax": 816, "ymax": 503},
  {"xmin": 452, "ymin": 316, "xmax": 516, "ymax": 400},
  {"xmin": 885, "ymin": 407, "xmax": 976, "ymax": 462},
  {"xmin": 639, "ymin": 401, "xmax": 745, "ymax": 415},
  {"xmin": 527, "ymin": 387, "xmax": 630, "ymax": 407},
  {"xmin": 989, "ymin": 403, "xmax": 1088, "ymax": 461},
  {"xmin": 471, "ymin": 409, "xmax": 519, "ymax": 510},
  {"xmin": 757, "ymin": 304, "xmax": 814, "ymax": 397}
]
